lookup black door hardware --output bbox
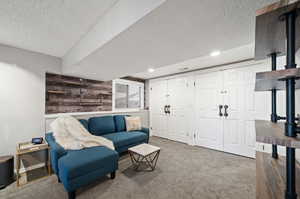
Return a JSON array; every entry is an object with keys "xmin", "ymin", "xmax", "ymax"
[
  {"xmin": 218, "ymin": 105, "xmax": 223, "ymax": 117},
  {"xmin": 164, "ymin": 105, "xmax": 167, "ymax": 114},
  {"xmin": 224, "ymin": 105, "xmax": 228, "ymax": 117},
  {"xmin": 167, "ymin": 105, "xmax": 171, "ymax": 114}
]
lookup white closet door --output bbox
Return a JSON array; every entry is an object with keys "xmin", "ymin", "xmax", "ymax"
[
  {"xmin": 194, "ymin": 71, "xmax": 224, "ymax": 151},
  {"xmin": 223, "ymin": 64, "xmax": 269, "ymax": 158},
  {"xmin": 167, "ymin": 77, "xmax": 190, "ymax": 143},
  {"xmin": 150, "ymin": 80, "xmax": 168, "ymax": 138}
]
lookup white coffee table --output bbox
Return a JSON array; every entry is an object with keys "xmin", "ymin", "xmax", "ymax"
[{"xmin": 128, "ymin": 143, "xmax": 160, "ymax": 171}]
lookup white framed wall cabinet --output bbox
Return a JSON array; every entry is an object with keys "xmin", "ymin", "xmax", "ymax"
[{"xmin": 149, "ymin": 62, "xmax": 271, "ymax": 158}]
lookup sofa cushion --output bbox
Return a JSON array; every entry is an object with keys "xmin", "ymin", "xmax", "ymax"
[
  {"xmin": 113, "ymin": 115, "xmax": 126, "ymax": 132},
  {"xmin": 88, "ymin": 116, "xmax": 116, "ymax": 135},
  {"xmin": 58, "ymin": 146, "xmax": 118, "ymax": 180},
  {"xmin": 102, "ymin": 131, "xmax": 147, "ymax": 149},
  {"xmin": 78, "ymin": 119, "xmax": 89, "ymax": 131}
]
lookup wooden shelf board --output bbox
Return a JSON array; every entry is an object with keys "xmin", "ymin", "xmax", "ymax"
[
  {"xmin": 256, "ymin": 151, "xmax": 300, "ymax": 199},
  {"xmin": 16, "ymin": 141, "xmax": 49, "ymax": 155},
  {"xmin": 62, "ymin": 80, "xmax": 84, "ymax": 86},
  {"xmin": 255, "ymin": 68, "xmax": 300, "ymax": 91},
  {"xmin": 79, "ymin": 103, "xmax": 102, "ymax": 106},
  {"xmin": 47, "ymin": 90, "xmax": 66, "ymax": 94},
  {"xmin": 256, "ymin": 0, "xmax": 294, "ymax": 16},
  {"xmin": 254, "ymin": 0, "xmax": 300, "ymax": 60},
  {"xmin": 255, "ymin": 120, "xmax": 300, "ymax": 148},
  {"xmin": 46, "ymin": 80, "xmax": 85, "ymax": 87}
]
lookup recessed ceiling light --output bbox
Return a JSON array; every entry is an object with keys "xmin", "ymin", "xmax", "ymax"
[
  {"xmin": 210, "ymin": 51, "xmax": 221, "ymax": 57},
  {"xmin": 148, "ymin": 68, "xmax": 155, "ymax": 73}
]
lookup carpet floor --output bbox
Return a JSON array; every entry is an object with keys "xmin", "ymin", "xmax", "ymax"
[{"xmin": 0, "ymin": 136, "xmax": 255, "ymax": 199}]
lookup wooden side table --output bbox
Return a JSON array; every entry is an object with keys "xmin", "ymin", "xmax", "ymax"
[{"xmin": 16, "ymin": 141, "xmax": 51, "ymax": 186}]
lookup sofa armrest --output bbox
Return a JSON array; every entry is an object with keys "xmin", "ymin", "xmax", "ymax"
[
  {"xmin": 45, "ymin": 133, "xmax": 67, "ymax": 174},
  {"xmin": 141, "ymin": 127, "xmax": 150, "ymax": 143}
]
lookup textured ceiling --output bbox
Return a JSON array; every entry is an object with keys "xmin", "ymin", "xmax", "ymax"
[
  {"xmin": 0, "ymin": 0, "xmax": 118, "ymax": 57},
  {"xmin": 64, "ymin": 0, "xmax": 278, "ymax": 80},
  {"xmin": 134, "ymin": 44, "xmax": 255, "ymax": 79}
]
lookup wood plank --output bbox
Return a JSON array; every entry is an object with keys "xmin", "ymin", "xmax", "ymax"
[
  {"xmin": 256, "ymin": 0, "xmax": 291, "ymax": 16},
  {"xmin": 16, "ymin": 141, "xmax": 49, "ymax": 155},
  {"xmin": 79, "ymin": 102, "xmax": 102, "ymax": 106},
  {"xmin": 47, "ymin": 90, "xmax": 66, "ymax": 94},
  {"xmin": 255, "ymin": 0, "xmax": 300, "ymax": 60},
  {"xmin": 256, "ymin": 151, "xmax": 300, "ymax": 199},
  {"xmin": 45, "ymin": 73, "xmax": 112, "ymax": 113},
  {"xmin": 255, "ymin": 68, "xmax": 300, "ymax": 91},
  {"xmin": 255, "ymin": 120, "xmax": 300, "ymax": 148}
]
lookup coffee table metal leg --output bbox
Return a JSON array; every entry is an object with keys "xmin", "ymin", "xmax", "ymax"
[
  {"xmin": 152, "ymin": 150, "xmax": 160, "ymax": 170},
  {"xmin": 145, "ymin": 156, "xmax": 154, "ymax": 170},
  {"xmin": 129, "ymin": 152, "xmax": 142, "ymax": 170},
  {"xmin": 135, "ymin": 156, "xmax": 145, "ymax": 171},
  {"xmin": 129, "ymin": 150, "xmax": 160, "ymax": 171},
  {"xmin": 145, "ymin": 151, "xmax": 160, "ymax": 170}
]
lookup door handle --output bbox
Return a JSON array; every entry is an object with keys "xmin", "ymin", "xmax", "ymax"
[
  {"xmin": 218, "ymin": 105, "xmax": 223, "ymax": 117},
  {"xmin": 164, "ymin": 105, "xmax": 167, "ymax": 114},
  {"xmin": 224, "ymin": 105, "xmax": 228, "ymax": 117}
]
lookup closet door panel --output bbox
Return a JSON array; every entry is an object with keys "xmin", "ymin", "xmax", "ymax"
[
  {"xmin": 223, "ymin": 64, "xmax": 269, "ymax": 158},
  {"xmin": 167, "ymin": 77, "xmax": 190, "ymax": 143},
  {"xmin": 150, "ymin": 80, "xmax": 168, "ymax": 138},
  {"xmin": 223, "ymin": 68, "xmax": 245, "ymax": 156},
  {"xmin": 195, "ymin": 71, "xmax": 224, "ymax": 151}
]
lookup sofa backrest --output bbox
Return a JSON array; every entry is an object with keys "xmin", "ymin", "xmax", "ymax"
[
  {"xmin": 113, "ymin": 115, "xmax": 126, "ymax": 132},
  {"xmin": 88, "ymin": 116, "xmax": 116, "ymax": 136}
]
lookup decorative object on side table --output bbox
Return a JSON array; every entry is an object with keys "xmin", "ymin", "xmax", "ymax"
[
  {"xmin": 31, "ymin": 137, "xmax": 43, "ymax": 145},
  {"xmin": 16, "ymin": 140, "xmax": 51, "ymax": 186},
  {"xmin": 128, "ymin": 143, "xmax": 160, "ymax": 171},
  {"xmin": 0, "ymin": 155, "xmax": 14, "ymax": 189}
]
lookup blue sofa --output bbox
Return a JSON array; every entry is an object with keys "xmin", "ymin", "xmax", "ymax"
[{"xmin": 46, "ymin": 115, "xmax": 149, "ymax": 199}]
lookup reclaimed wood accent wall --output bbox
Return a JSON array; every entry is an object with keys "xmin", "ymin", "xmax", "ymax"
[{"xmin": 46, "ymin": 73, "xmax": 112, "ymax": 114}]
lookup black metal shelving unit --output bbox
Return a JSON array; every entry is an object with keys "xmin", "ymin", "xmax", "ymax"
[{"xmin": 255, "ymin": 1, "xmax": 300, "ymax": 199}]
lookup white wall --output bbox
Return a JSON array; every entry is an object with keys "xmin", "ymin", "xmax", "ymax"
[{"xmin": 0, "ymin": 44, "xmax": 61, "ymax": 156}]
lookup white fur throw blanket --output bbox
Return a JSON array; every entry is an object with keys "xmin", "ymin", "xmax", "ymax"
[{"xmin": 50, "ymin": 116, "xmax": 114, "ymax": 150}]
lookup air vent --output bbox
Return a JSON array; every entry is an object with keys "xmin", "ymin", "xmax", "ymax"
[{"xmin": 179, "ymin": 67, "xmax": 189, "ymax": 71}]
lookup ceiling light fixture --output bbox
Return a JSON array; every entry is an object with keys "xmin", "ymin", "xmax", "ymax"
[
  {"xmin": 148, "ymin": 68, "xmax": 155, "ymax": 73},
  {"xmin": 210, "ymin": 50, "xmax": 221, "ymax": 57}
]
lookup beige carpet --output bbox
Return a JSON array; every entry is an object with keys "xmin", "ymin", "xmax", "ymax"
[{"xmin": 0, "ymin": 136, "xmax": 255, "ymax": 199}]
